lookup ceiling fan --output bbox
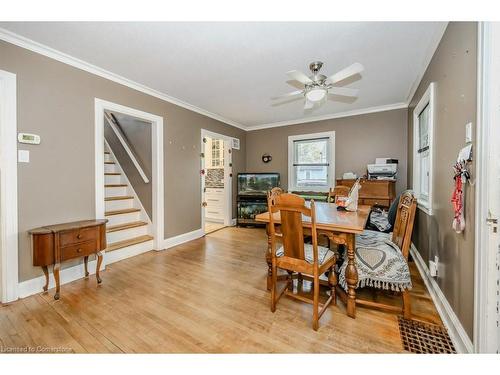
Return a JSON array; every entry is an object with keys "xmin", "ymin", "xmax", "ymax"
[{"xmin": 272, "ymin": 61, "xmax": 364, "ymax": 110}]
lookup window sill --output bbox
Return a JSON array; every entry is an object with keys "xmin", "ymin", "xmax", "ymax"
[{"xmin": 417, "ymin": 200, "xmax": 433, "ymax": 216}]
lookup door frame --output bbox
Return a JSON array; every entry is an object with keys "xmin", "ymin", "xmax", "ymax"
[
  {"xmin": 200, "ymin": 129, "xmax": 233, "ymax": 233},
  {"xmin": 94, "ymin": 99, "xmax": 164, "ymax": 251},
  {"xmin": 0, "ymin": 69, "xmax": 19, "ymax": 303},
  {"xmin": 474, "ymin": 21, "xmax": 500, "ymax": 353}
]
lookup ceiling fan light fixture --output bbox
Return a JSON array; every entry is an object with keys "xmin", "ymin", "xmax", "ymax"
[{"xmin": 306, "ymin": 88, "xmax": 327, "ymax": 102}]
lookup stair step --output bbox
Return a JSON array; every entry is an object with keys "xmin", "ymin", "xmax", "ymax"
[
  {"xmin": 104, "ymin": 161, "xmax": 115, "ymax": 164},
  {"xmin": 105, "ymin": 184, "xmax": 127, "ymax": 187},
  {"xmin": 105, "ymin": 195, "xmax": 134, "ymax": 201},
  {"xmin": 105, "ymin": 208, "xmax": 140, "ymax": 216},
  {"xmin": 105, "ymin": 172, "xmax": 121, "ymax": 175},
  {"xmin": 106, "ymin": 235, "xmax": 154, "ymax": 252},
  {"xmin": 107, "ymin": 221, "xmax": 148, "ymax": 233}
]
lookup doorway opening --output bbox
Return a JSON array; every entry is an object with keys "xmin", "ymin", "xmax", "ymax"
[
  {"xmin": 95, "ymin": 99, "xmax": 164, "ymax": 262},
  {"xmin": 201, "ymin": 129, "xmax": 233, "ymax": 235}
]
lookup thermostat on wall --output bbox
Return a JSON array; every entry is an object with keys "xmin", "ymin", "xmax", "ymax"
[{"xmin": 18, "ymin": 133, "xmax": 41, "ymax": 145}]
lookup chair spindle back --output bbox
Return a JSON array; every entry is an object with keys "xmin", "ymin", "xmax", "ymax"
[{"xmin": 391, "ymin": 191, "xmax": 417, "ymax": 259}]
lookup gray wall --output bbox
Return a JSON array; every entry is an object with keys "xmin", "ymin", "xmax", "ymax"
[
  {"xmin": 246, "ymin": 109, "xmax": 408, "ymax": 194},
  {"xmin": 407, "ymin": 22, "xmax": 477, "ymax": 339},
  {"xmin": 0, "ymin": 40, "xmax": 246, "ymax": 282},
  {"xmin": 104, "ymin": 112, "xmax": 153, "ymax": 218}
]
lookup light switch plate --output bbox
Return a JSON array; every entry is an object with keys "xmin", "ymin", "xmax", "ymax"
[
  {"xmin": 465, "ymin": 122, "xmax": 473, "ymax": 143},
  {"xmin": 18, "ymin": 149, "xmax": 30, "ymax": 163}
]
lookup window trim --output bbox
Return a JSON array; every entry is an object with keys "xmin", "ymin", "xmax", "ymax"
[
  {"xmin": 287, "ymin": 131, "xmax": 335, "ymax": 193},
  {"xmin": 413, "ymin": 82, "xmax": 435, "ymax": 215}
]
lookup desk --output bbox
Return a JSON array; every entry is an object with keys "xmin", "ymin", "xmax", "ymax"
[
  {"xmin": 255, "ymin": 202, "xmax": 370, "ymax": 318},
  {"xmin": 336, "ymin": 178, "xmax": 396, "ymax": 208}
]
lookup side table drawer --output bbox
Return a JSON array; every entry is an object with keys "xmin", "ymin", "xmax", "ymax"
[
  {"xmin": 61, "ymin": 240, "xmax": 97, "ymax": 261},
  {"xmin": 60, "ymin": 226, "xmax": 98, "ymax": 247}
]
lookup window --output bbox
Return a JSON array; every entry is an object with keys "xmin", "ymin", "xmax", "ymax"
[
  {"xmin": 413, "ymin": 82, "xmax": 435, "ymax": 214},
  {"xmin": 205, "ymin": 138, "xmax": 223, "ymax": 169},
  {"xmin": 211, "ymin": 139, "xmax": 223, "ymax": 168},
  {"xmin": 288, "ymin": 131, "xmax": 335, "ymax": 192}
]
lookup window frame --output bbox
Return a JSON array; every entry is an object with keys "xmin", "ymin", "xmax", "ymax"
[
  {"xmin": 287, "ymin": 131, "xmax": 335, "ymax": 193},
  {"xmin": 413, "ymin": 82, "xmax": 435, "ymax": 215}
]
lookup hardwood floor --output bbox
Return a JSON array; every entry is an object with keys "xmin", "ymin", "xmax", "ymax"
[
  {"xmin": 0, "ymin": 227, "xmax": 442, "ymax": 353},
  {"xmin": 204, "ymin": 221, "xmax": 226, "ymax": 234}
]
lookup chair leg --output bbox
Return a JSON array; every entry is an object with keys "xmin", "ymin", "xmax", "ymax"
[
  {"xmin": 312, "ymin": 274, "xmax": 320, "ymax": 331},
  {"xmin": 271, "ymin": 262, "xmax": 278, "ymax": 313},
  {"xmin": 402, "ymin": 290, "xmax": 411, "ymax": 319},
  {"xmin": 328, "ymin": 266, "xmax": 337, "ymax": 306},
  {"xmin": 287, "ymin": 270, "xmax": 294, "ymax": 291}
]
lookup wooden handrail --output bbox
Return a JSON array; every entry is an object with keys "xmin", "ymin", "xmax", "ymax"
[{"xmin": 104, "ymin": 112, "xmax": 150, "ymax": 184}]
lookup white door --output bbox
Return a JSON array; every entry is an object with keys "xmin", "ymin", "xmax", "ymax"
[
  {"xmin": 488, "ymin": 23, "xmax": 500, "ymax": 353},
  {"xmin": 476, "ymin": 22, "xmax": 500, "ymax": 353},
  {"xmin": 486, "ymin": 22, "xmax": 500, "ymax": 354}
]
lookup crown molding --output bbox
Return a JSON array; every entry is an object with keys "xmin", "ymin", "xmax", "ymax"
[
  {"xmin": 405, "ymin": 22, "xmax": 448, "ymax": 105},
  {"xmin": 246, "ymin": 102, "xmax": 409, "ymax": 131},
  {"xmin": 0, "ymin": 27, "xmax": 248, "ymax": 131}
]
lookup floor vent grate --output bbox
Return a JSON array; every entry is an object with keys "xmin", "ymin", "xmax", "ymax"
[{"xmin": 398, "ymin": 317, "xmax": 456, "ymax": 354}]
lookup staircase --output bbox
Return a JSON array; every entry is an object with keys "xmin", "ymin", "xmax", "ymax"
[{"xmin": 104, "ymin": 144, "xmax": 154, "ymax": 264}]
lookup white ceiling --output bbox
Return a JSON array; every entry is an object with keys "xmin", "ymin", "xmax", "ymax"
[{"xmin": 0, "ymin": 22, "xmax": 447, "ymax": 129}]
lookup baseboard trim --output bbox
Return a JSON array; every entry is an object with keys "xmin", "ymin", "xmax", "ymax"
[
  {"xmin": 231, "ymin": 218, "xmax": 237, "ymax": 226},
  {"xmin": 105, "ymin": 240, "xmax": 154, "ymax": 265},
  {"xmin": 410, "ymin": 243, "xmax": 474, "ymax": 353},
  {"xmin": 18, "ymin": 259, "xmax": 104, "ymax": 299},
  {"xmin": 162, "ymin": 228, "xmax": 205, "ymax": 249}
]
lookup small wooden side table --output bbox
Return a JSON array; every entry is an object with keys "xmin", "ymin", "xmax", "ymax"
[{"xmin": 29, "ymin": 219, "xmax": 108, "ymax": 300}]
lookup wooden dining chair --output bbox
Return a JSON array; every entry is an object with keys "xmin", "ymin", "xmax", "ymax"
[
  {"xmin": 268, "ymin": 193, "xmax": 337, "ymax": 331},
  {"xmin": 327, "ymin": 185, "xmax": 350, "ymax": 203},
  {"xmin": 338, "ymin": 191, "xmax": 417, "ymax": 319}
]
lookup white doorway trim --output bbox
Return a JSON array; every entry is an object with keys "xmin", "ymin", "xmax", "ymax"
[
  {"xmin": 0, "ymin": 69, "xmax": 19, "ymax": 303},
  {"xmin": 474, "ymin": 21, "xmax": 500, "ymax": 354},
  {"xmin": 94, "ymin": 99, "xmax": 164, "ymax": 251},
  {"xmin": 201, "ymin": 129, "xmax": 233, "ymax": 233}
]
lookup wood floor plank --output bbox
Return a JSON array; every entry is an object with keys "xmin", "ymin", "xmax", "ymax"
[{"xmin": 0, "ymin": 227, "xmax": 442, "ymax": 353}]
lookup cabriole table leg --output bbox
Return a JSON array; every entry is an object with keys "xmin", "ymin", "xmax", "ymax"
[
  {"xmin": 96, "ymin": 251, "xmax": 103, "ymax": 284},
  {"xmin": 53, "ymin": 263, "xmax": 61, "ymax": 300},
  {"xmin": 41, "ymin": 266, "xmax": 49, "ymax": 292}
]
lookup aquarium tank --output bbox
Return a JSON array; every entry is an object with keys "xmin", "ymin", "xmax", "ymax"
[{"xmin": 237, "ymin": 173, "xmax": 280, "ymax": 196}]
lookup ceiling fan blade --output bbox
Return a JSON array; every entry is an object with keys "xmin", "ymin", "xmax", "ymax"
[
  {"xmin": 328, "ymin": 87, "xmax": 359, "ymax": 97},
  {"xmin": 271, "ymin": 90, "xmax": 304, "ymax": 100},
  {"xmin": 327, "ymin": 63, "xmax": 364, "ymax": 84},
  {"xmin": 286, "ymin": 70, "xmax": 313, "ymax": 85}
]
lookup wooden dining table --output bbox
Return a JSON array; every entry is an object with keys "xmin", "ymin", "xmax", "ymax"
[{"xmin": 255, "ymin": 202, "xmax": 371, "ymax": 319}]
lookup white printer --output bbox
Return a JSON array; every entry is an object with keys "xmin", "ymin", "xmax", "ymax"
[{"xmin": 367, "ymin": 158, "xmax": 398, "ymax": 180}]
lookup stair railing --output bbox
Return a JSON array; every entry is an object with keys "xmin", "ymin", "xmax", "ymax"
[{"xmin": 104, "ymin": 112, "xmax": 150, "ymax": 184}]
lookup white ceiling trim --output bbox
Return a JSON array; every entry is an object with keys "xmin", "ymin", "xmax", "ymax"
[
  {"xmin": 247, "ymin": 102, "xmax": 409, "ymax": 131},
  {"xmin": 0, "ymin": 27, "xmax": 248, "ymax": 131},
  {"xmin": 405, "ymin": 22, "xmax": 448, "ymax": 104}
]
